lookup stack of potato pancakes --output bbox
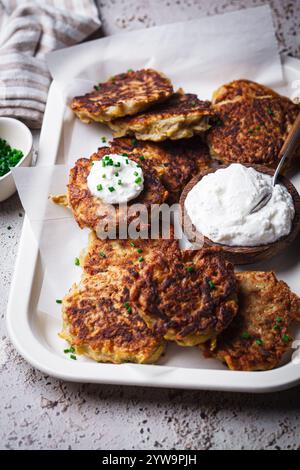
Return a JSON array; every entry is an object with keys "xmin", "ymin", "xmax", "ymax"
[{"xmin": 54, "ymin": 69, "xmax": 300, "ymax": 371}]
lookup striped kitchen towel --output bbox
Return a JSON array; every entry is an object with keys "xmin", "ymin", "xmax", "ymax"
[{"xmin": 0, "ymin": 0, "xmax": 101, "ymax": 128}]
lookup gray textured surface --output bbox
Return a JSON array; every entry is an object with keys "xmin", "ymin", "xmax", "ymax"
[{"xmin": 1, "ymin": 0, "xmax": 300, "ymax": 451}]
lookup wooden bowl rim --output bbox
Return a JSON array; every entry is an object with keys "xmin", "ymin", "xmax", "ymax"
[{"xmin": 179, "ymin": 163, "xmax": 300, "ymax": 255}]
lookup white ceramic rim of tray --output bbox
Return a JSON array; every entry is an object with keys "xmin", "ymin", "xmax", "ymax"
[{"xmin": 6, "ymin": 57, "xmax": 300, "ymax": 393}]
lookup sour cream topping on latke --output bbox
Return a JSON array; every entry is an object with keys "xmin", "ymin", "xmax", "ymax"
[
  {"xmin": 185, "ymin": 163, "xmax": 295, "ymax": 247},
  {"xmin": 87, "ymin": 154, "xmax": 144, "ymax": 204}
]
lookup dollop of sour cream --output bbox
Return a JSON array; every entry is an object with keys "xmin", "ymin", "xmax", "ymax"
[
  {"xmin": 87, "ymin": 153, "xmax": 144, "ymax": 204},
  {"xmin": 185, "ymin": 163, "xmax": 295, "ymax": 247}
]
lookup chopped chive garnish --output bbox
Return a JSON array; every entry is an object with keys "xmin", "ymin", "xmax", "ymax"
[
  {"xmin": 273, "ymin": 325, "xmax": 280, "ymax": 331},
  {"xmin": 256, "ymin": 339, "xmax": 263, "ymax": 346},
  {"xmin": 282, "ymin": 334, "xmax": 290, "ymax": 343},
  {"xmin": 64, "ymin": 349, "xmax": 70, "ymax": 354},
  {"xmin": 256, "ymin": 125, "xmax": 261, "ymax": 131},
  {"xmin": 126, "ymin": 159, "xmax": 129, "ymax": 164},
  {"xmin": 108, "ymin": 187, "xmax": 115, "ymax": 192},
  {"xmin": 131, "ymin": 139, "xmax": 138, "ymax": 147},
  {"xmin": 138, "ymin": 257, "xmax": 144, "ymax": 262},
  {"xmin": 124, "ymin": 302, "xmax": 132, "ymax": 313},
  {"xmin": 139, "ymin": 156, "xmax": 145, "ymax": 161},
  {"xmin": 267, "ymin": 107, "xmax": 274, "ymax": 116},
  {"xmin": 94, "ymin": 85, "xmax": 101, "ymax": 91},
  {"xmin": 134, "ymin": 171, "xmax": 139, "ymax": 176},
  {"xmin": 75, "ymin": 257, "xmax": 80, "ymax": 266},
  {"xmin": 64, "ymin": 347, "xmax": 75, "ymax": 354},
  {"xmin": 118, "ymin": 180, "xmax": 122, "ymax": 185},
  {"xmin": 186, "ymin": 266, "xmax": 194, "ymax": 272},
  {"xmin": 97, "ymin": 184, "xmax": 103, "ymax": 191},
  {"xmin": 101, "ymin": 137, "xmax": 107, "ymax": 143},
  {"xmin": 130, "ymin": 242, "xmax": 136, "ymax": 247},
  {"xmin": 137, "ymin": 249, "xmax": 143, "ymax": 254},
  {"xmin": 115, "ymin": 172, "xmax": 119, "ymax": 177},
  {"xmin": 115, "ymin": 162, "xmax": 121, "ymax": 167},
  {"xmin": 102, "ymin": 174, "xmax": 106, "ymax": 179},
  {"xmin": 56, "ymin": 299, "xmax": 62, "ymax": 304},
  {"xmin": 208, "ymin": 280, "xmax": 215, "ymax": 289},
  {"xmin": 241, "ymin": 332, "xmax": 251, "ymax": 340},
  {"xmin": 248, "ymin": 128, "xmax": 254, "ymax": 134},
  {"xmin": 276, "ymin": 317, "xmax": 283, "ymax": 323},
  {"xmin": 99, "ymin": 251, "xmax": 106, "ymax": 258},
  {"xmin": 122, "ymin": 153, "xmax": 129, "ymax": 157},
  {"xmin": 135, "ymin": 177, "xmax": 142, "ymax": 184},
  {"xmin": 127, "ymin": 69, "xmax": 134, "ymax": 73},
  {"xmin": 70, "ymin": 354, "xmax": 77, "ymax": 360},
  {"xmin": 102, "ymin": 160, "xmax": 106, "ymax": 167}
]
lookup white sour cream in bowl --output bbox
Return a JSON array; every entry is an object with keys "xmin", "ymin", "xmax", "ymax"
[
  {"xmin": 184, "ymin": 163, "xmax": 295, "ymax": 247},
  {"xmin": 87, "ymin": 153, "xmax": 144, "ymax": 204}
]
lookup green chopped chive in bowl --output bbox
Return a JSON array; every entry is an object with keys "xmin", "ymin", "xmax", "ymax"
[{"xmin": 0, "ymin": 138, "xmax": 24, "ymax": 177}]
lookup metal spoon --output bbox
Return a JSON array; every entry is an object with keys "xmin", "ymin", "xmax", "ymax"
[{"xmin": 250, "ymin": 112, "xmax": 300, "ymax": 214}]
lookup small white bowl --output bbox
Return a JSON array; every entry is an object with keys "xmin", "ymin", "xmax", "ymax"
[{"xmin": 0, "ymin": 117, "xmax": 33, "ymax": 202}]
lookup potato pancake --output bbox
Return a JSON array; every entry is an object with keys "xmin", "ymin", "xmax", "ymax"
[
  {"xmin": 71, "ymin": 69, "xmax": 174, "ymax": 124},
  {"xmin": 208, "ymin": 79, "xmax": 300, "ymax": 168},
  {"xmin": 202, "ymin": 271, "xmax": 300, "ymax": 371},
  {"xmin": 109, "ymin": 92, "xmax": 214, "ymax": 141},
  {"xmin": 130, "ymin": 248, "xmax": 238, "ymax": 346}
]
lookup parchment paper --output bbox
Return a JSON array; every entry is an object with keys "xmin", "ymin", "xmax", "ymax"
[{"xmin": 14, "ymin": 6, "xmax": 298, "ymax": 332}]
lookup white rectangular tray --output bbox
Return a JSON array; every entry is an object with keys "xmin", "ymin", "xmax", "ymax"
[{"xmin": 6, "ymin": 56, "xmax": 300, "ymax": 393}]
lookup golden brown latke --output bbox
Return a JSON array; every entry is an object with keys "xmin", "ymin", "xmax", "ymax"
[
  {"xmin": 202, "ymin": 271, "xmax": 300, "ymax": 371},
  {"xmin": 108, "ymin": 92, "xmax": 214, "ymax": 141},
  {"xmin": 80, "ymin": 229, "xmax": 179, "ymax": 277},
  {"xmin": 67, "ymin": 146, "xmax": 168, "ymax": 231},
  {"xmin": 208, "ymin": 80, "xmax": 300, "ymax": 168},
  {"xmin": 71, "ymin": 69, "xmax": 174, "ymax": 124},
  {"xmin": 61, "ymin": 270, "xmax": 166, "ymax": 364},
  {"xmin": 109, "ymin": 137, "xmax": 211, "ymax": 203},
  {"xmin": 130, "ymin": 248, "xmax": 238, "ymax": 346}
]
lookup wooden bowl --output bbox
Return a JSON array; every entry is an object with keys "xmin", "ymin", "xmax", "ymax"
[{"xmin": 179, "ymin": 164, "xmax": 300, "ymax": 265}]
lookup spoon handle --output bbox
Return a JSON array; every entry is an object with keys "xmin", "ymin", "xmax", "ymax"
[{"xmin": 273, "ymin": 112, "xmax": 300, "ymax": 186}]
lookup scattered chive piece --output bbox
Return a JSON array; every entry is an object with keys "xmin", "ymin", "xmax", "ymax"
[
  {"xmin": 118, "ymin": 179, "xmax": 122, "ymax": 185},
  {"xmin": 115, "ymin": 162, "xmax": 121, "ymax": 167},
  {"xmin": 134, "ymin": 171, "xmax": 139, "ymax": 176},
  {"xmin": 138, "ymin": 256, "xmax": 144, "ymax": 262},
  {"xmin": 126, "ymin": 159, "xmax": 129, "ymax": 164},
  {"xmin": 56, "ymin": 299, "xmax": 62, "ymax": 304},
  {"xmin": 131, "ymin": 139, "xmax": 138, "ymax": 147},
  {"xmin": 130, "ymin": 242, "xmax": 136, "ymax": 247},
  {"xmin": 70, "ymin": 347, "xmax": 75, "ymax": 353},
  {"xmin": 137, "ymin": 249, "xmax": 143, "ymax": 254},
  {"xmin": 99, "ymin": 251, "xmax": 106, "ymax": 258},
  {"xmin": 139, "ymin": 156, "xmax": 145, "ymax": 161},
  {"xmin": 127, "ymin": 68, "xmax": 134, "ymax": 72},
  {"xmin": 256, "ymin": 339, "xmax": 263, "ymax": 346},
  {"xmin": 70, "ymin": 354, "xmax": 77, "ymax": 360},
  {"xmin": 64, "ymin": 349, "xmax": 71, "ymax": 354},
  {"xmin": 124, "ymin": 302, "xmax": 132, "ymax": 313},
  {"xmin": 97, "ymin": 184, "xmax": 103, "ymax": 191},
  {"xmin": 122, "ymin": 153, "xmax": 129, "ymax": 157},
  {"xmin": 102, "ymin": 174, "xmax": 106, "ymax": 178},
  {"xmin": 267, "ymin": 107, "xmax": 274, "ymax": 116},
  {"xmin": 108, "ymin": 187, "xmax": 115, "ymax": 192},
  {"xmin": 135, "ymin": 177, "xmax": 142, "ymax": 184},
  {"xmin": 256, "ymin": 125, "xmax": 261, "ymax": 131},
  {"xmin": 276, "ymin": 317, "xmax": 283, "ymax": 323},
  {"xmin": 241, "ymin": 332, "xmax": 251, "ymax": 340},
  {"xmin": 282, "ymin": 334, "xmax": 290, "ymax": 343},
  {"xmin": 101, "ymin": 136, "xmax": 107, "ymax": 143},
  {"xmin": 94, "ymin": 85, "xmax": 101, "ymax": 91},
  {"xmin": 208, "ymin": 280, "xmax": 215, "ymax": 289},
  {"xmin": 273, "ymin": 325, "xmax": 280, "ymax": 331},
  {"xmin": 114, "ymin": 172, "xmax": 119, "ymax": 177},
  {"xmin": 186, "ymin": 266, "xmax": 194, "ymax": 272},
  {"xmin": 75, "ymin": 257, "xmax": 80, "ymax": 266},
  {"xmin": 102, "ymin": 160, "xmax": 106, "ymax": 167},
  {"xmin": 248, "ymin": 128, "xmax": 254, "ymax": 134}
]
